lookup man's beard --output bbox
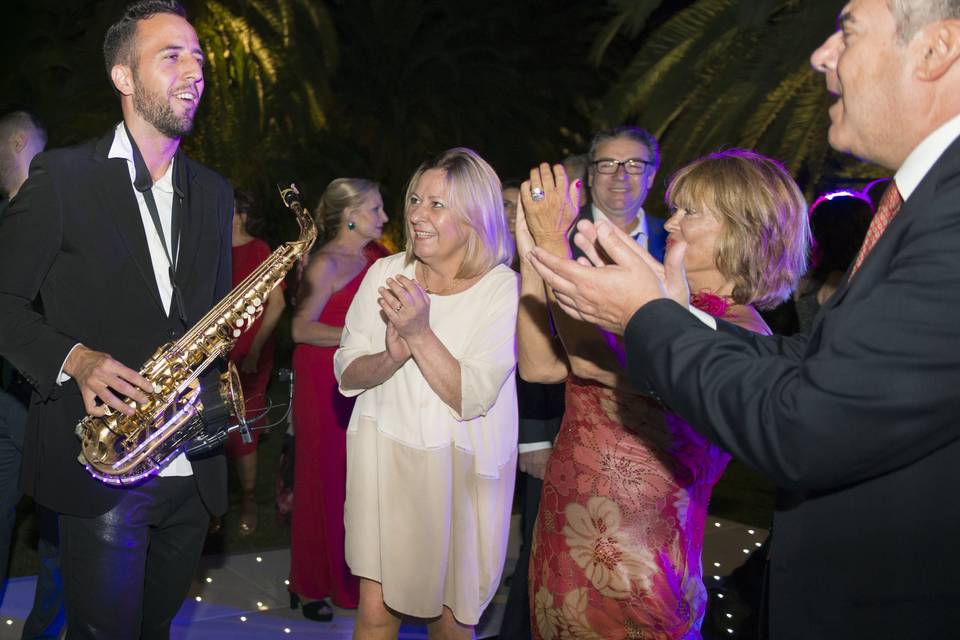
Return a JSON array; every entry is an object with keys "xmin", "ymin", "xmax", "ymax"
[{"xmin": 132, "ymin": 73, "xmax": 196, "ymax": 139}]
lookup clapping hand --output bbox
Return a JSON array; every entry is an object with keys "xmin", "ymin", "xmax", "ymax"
[
  {"xmin": 520, "ymin": 162, "xmax": 581, "ymax": 245},
  {"xmin": 527, "ymin": 220, "xmax": 690, "ymax": 334},
  {"xmin": 378, "ymin": 274, "xmax": 431, "ymax": 341},
  {"xmin": 571, "ymin": 219, "xmax": 690, "ymax": 308}
]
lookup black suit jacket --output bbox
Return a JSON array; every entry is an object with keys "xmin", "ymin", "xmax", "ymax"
[
  {"xmin": 569, "ymin": 204, "xmax": 667, "ymax": 262},
  {"xmin": 624, "ymin": 136, "xmax": 960, "ymax": 637},
  {"xmin": 0, "ymin": 129, "xmax": 233, "ymax": 518}
]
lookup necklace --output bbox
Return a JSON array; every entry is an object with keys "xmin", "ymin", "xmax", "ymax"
[
  {"xmin": 418, "ymin": 262, "xmax": 481, "ymax": 295},
  {"xmin": 417, "ymin": 263, "xmax": 458, "ymax": 295}
]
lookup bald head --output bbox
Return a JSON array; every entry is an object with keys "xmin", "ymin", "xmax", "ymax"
[{"xmin": 0, "ymin": 110, "xmax": 47, "ymax": 198}]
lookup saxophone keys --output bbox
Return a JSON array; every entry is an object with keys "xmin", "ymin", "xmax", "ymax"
[
  {"xmin": 233, "ymin": 329, "xmax": 242, "ymax": 337},
  {"xmin": 246, "ymin": 304, "xmax": 256, "ymax": 314}
]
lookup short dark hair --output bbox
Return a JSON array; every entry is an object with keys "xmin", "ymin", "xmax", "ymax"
[
  {"xmin": 234, "ymin": 188, "xmax": 266, "ymax": 238},
  {"xmin": 234, "ymin": 188, "xmax": 256, "ymax": 216},
  {"xmin": 0, "ymin": 109, "xmax": 47, "ymax": 147},
  {"xmin": 588, "ymin": 126, "xmax": 660, "ymax": 171},
  {"xmin": 103, "ymin": 1, "xmax": 188, "ymax": 78},
  {"xmin": 807, "ymin": 192, "xmax": 872, "ymax": 278}
]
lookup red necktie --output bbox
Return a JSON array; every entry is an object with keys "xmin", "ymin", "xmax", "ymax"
[{"xmin": 850, "ymin": 181, "xmax": 903, "ymax": 277}]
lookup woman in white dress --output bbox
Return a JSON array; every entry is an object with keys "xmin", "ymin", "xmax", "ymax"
[{"xmin": 334, "ymin": 147, "xmax": 519, "ymax": 639}]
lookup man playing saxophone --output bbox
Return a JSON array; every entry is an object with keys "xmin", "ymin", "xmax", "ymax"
[{"xmin": 0, "ymin": 1, "xmax": 233, "ymax": 636}]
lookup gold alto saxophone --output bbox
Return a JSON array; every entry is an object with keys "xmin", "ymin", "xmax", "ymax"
[{"xmin": 76, "ymin": 185, "xmax": 316, "ymax": 485}]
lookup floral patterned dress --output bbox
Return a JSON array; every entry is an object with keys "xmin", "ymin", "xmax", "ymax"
[{"xmin": 529, "ymin": 365, "xmax": 731, "ymax": 638}]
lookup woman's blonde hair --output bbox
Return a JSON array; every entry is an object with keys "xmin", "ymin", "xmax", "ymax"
[
  {"xmin": 403, "ymin": 147, "xmax": 514, "ymax": 278},
  {"xmin": 314, "ymin": 178, "xmax": 380, "ymax": 247},
  {"xmin": 666, "ymin": 149, "xmax": 811, "ymax": 309}
]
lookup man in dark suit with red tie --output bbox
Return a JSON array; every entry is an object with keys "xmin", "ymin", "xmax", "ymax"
[
  {"xmin": 525, "ymin": 0, "xmax": 960, "ymax": 636},
  {"xmin": 0, "ymin": 2, "xmax": 232, "ymax": 636}
]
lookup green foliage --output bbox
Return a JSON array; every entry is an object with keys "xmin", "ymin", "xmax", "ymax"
[
  {"xmin": 185, "ymin": 0, "xmax": 339, "ymax": 216},
  {"xmin": 590, "ymin": 0, "xmax": 887, "ymax": 211}
]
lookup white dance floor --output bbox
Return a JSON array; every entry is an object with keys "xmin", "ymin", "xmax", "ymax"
[{"xmin": 0, "ymin": 516, "xmax": 764, "ymax": 639}]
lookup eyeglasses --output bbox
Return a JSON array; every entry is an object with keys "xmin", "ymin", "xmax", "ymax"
[{"xmin": 591, "ymin": 159, "xmax": 652, "ymax": 175}]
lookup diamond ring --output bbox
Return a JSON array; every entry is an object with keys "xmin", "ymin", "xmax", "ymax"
[
  {"xmin": 531, "ymin": 187, "xmax": 545, "ymax": 201},
  {"xmin": 395, "ymin": 304, "xmax": 403, "ymax": 312}
]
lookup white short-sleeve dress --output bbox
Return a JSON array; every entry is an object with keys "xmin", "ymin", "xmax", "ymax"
[{"xmin": 333, "ymin": 252, "xmax": 519, "ymax": 625}]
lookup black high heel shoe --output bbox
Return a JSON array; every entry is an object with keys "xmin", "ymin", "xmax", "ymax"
[{"xmin": 289, "ymin": 592, "xmax": 334, "ymax": 622}]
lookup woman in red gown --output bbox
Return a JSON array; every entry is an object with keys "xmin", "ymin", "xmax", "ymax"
[
  {"xmin": 288, "ymin": 178, "xmax": 389, "ymax": 621},
  {"xmin": 224, "ymin": 189, "xmax": 286, "ymax": 537},
  {"xmin": 517, "ymin": 151, "xmax": 810, "ymax": 638}
]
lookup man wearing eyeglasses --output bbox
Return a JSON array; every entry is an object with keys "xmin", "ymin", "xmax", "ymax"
[{"xmin": 575, "ymin": 126, "xmax": 666, "ymax": 261}]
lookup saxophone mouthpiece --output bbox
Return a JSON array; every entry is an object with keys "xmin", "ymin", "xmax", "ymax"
[{"xmin": 278, "ymin": 183, "xmax": 300, "ymax": 209}]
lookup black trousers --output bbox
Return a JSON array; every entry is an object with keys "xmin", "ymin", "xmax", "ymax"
[
  {"xmin": 59, "ymin": 476, "xmax": 209, "ymax": 639},
  {"xmin": 499, "ymin": 471, "xmax": 542, "ymax": 640}
]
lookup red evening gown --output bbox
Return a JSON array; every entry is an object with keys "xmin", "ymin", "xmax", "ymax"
[
  {"xmin": 288, "ymin": 242, "xmax": 389, "ymax": 608},
  {"xmin": 226, "ymin": 238, "xmax": 279, "ymax": 458}
]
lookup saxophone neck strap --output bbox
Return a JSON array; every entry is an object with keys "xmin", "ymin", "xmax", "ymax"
[{"xmin": 123, "ymin": 122, "xmax": 187, "ymax": 325}]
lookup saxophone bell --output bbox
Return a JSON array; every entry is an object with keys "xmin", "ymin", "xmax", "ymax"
[{"xmin": 190, "ymin": 361, "xmax": 246, "ymax": 441}]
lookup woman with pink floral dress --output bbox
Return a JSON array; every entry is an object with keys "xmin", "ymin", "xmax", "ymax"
[{"xmin": 517, "ymin": 150, "xmax": 810, "ymax": 638}]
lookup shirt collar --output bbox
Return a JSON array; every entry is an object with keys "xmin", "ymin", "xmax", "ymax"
[
  {"xmin": 895, "ymin": 112, "xmax": 960, "ymax": 201},
  {"xmin": 107, "ymin": 122, "xmax": 175, "ymax": 194},
  {"xmin": 591, "ymin": 204, "xmax": 648, "ymax": 238}
]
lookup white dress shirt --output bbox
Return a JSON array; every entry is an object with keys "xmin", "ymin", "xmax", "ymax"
[
  {"xmin": 111, "ymin": 124, "xmax": 192, "ymax": 477},
  {"xmin": 592, "ymin": 204, "xmax": 650, "ymax": 249},
  {"xmin": 894, "ymin": 112, "xmax": 960, "ymax": 201}
]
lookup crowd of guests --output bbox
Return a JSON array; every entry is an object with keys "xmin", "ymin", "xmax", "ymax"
[
  {"xmin": 0, "ymin": 98, "xmax": 895, "ymax": 640},
  {"xmin": 4, "ymin": 0, "xmax": 960, "ymax": 638},
  {"xmin": 265, "ymin": 126, "xmax": 879, "ymax": 638}
]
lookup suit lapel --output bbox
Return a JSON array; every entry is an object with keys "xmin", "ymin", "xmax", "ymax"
[
  {"xmin": 569, "ymin": 205, "xmax": 594, "ymax": 260},
  {"xmin": 93, "ymin": 132, "xmax": 166, "ymax": 314},
  {"xmin": 823, "ymin": 137, "xmax": 960, "ymax": 313},
  {"xmin": 646, "ymin": 216, "xmax": 667, "ymax": 263},
  {"xmin": 822, "ymin": 195, "xmax": 916, "ymax": 313},
  {"xmin": 173, "ymin": 152, "xmax": 204, "ymax": 310}
]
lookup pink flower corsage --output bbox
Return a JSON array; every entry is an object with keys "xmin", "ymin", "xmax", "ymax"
[{"xmin": 689, "ymin": 290, "xmax": 731, "ymax": 318}]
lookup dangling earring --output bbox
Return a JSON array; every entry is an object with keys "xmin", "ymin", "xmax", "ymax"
[{"xmin": 347, "ymin": 220, "xmax": 356, "ymax": 231}]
